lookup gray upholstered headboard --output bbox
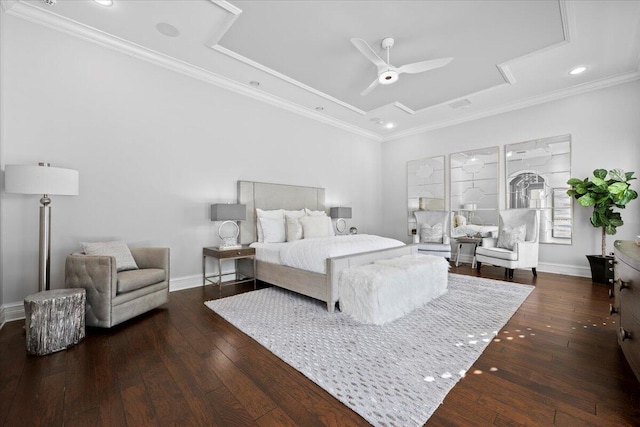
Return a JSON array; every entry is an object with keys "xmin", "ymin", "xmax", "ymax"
[{"xmin": 237, "ymin": 181, "xmax": 326, "ymax": 244}]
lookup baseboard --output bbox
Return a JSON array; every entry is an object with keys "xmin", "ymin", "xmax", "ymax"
[
  {"xmin": 1, "ymin": 301, "xmax": 26, "ymax": 326},
  {"xmin": 169, "ymin": 274, "xmax": 203, "ymax": 292},
  {"xmin": 537, "ymin": 262, "xmax": 591, "ymax": 278}
]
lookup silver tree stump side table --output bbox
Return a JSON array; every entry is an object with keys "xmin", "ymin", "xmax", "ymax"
[{"xmin": 24, "ymin": 288, "xmax": 86, "ymax": 356}]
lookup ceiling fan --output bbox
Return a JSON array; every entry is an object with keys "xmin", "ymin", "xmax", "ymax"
[{"xmin": 351, "ymin": 37, "xmax": 453, "ymax": 96}]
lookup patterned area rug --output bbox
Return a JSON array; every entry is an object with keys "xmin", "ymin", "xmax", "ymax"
[{"xmin": 205, "ymin": 273, "xmax": 533, "ymax": 427}]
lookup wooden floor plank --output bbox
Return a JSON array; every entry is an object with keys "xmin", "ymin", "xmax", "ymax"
[{"xmin": 1, "ymin": 265, "xmax": 639, "ymax": 426}]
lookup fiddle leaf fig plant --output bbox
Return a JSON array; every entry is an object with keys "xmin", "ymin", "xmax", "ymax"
[{"xmin": 567, "ymin": 169, "xmax": 637, "ymax": 257}]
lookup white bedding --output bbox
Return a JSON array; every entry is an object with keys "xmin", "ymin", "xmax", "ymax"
[{"xmin": 251, "ymin": 234, "xmax": 405, "ymax": 274}]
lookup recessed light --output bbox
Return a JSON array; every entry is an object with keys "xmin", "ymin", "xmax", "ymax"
[
  {"xmin": 569, "ymin": 66, "xmax": 587, "ymax": 75},
  {"xmin": 249, "ymin": 81, "xmax": 260, "ymax": 86},
  {"xmin": 384, "ymin": 122, "xmax": 396, "ymax": 129},
  {"xmin": 156, "ymin": 22, "xmax": 180, "ymax": 38},
  {"xmin": 94, "ymin": 0, "xmax": 113, "ymax": 6},
  {"xmin": 315, "ymin": 106, "xmax": 324, "ymax": 112}
]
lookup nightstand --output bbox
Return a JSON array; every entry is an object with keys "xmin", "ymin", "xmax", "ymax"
[{"xmin": 202, "ymin": 245, "xmax": 256, "ymax": 297}]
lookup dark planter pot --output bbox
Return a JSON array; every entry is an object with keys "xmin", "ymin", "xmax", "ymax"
[{"xmin": 586, "ymin": 255, "xmax": 614, "ymax": 284}]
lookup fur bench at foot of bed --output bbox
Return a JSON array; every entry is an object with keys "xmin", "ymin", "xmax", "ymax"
[{"xmin": 338, "ymin": 254, "xmax": 449, "ymax": 325}]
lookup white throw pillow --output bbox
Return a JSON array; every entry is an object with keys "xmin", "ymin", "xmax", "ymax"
[
  {"xmin": 304, "ymin": 208, "xmax": 334, "ymax": 236},
  {"xmin": 420, "ymin": 223, "xmax": 443, "ymax": 243},
  {"xmin": 299, "ymin": 215, "xmax": 330, "ymax": 239},
  {"xmin": 256, "ymin": 209, "xmax": 284, "ymax": 242},
  {"xmin": 260, "ymin": 216, "xmax": 286, "ymax": 243},
  {"xmin": 497, "ymin": 224, "xmax": 526, "ymax": 250},
  {"xmin": 286, "ymin": 217, "xmax": 303, "ymax": 242},
  {"xmin": 81, "ymin": 241, "xmax": 138, "ymax": 272}
]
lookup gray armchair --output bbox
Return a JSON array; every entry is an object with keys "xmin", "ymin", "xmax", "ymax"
[
  {"xmin": 65, "ymin": 247, "xmax": 169, "ymax": 328},
  {"xmin": 413, "ymin": 210, "xmax": 452, "ymax": 258}
]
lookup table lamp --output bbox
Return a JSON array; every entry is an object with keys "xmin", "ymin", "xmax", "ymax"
[
  {"xmin": 330, "ymin": 207, "xmax": 352, "ymax": 234},
  {"xmin": 211, "ymin": 203, "xmax": 246, "ymax": 249}
]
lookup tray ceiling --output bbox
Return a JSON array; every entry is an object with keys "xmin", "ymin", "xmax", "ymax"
[{"xmin": 4, "ymin": 0, "xmax": 640, "ymax": 141}]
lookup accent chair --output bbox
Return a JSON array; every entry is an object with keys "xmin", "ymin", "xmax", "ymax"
[
  {"xmin": 65, "ymin": 247, "xmax": 169, "ymax": 328},
  {"xmin": 475, "ymin": 209, "xmax": 539, "ymax": 279},
  {"xmin": 413, "ymin": 210, "xmax": 452, "ymax": 258}
]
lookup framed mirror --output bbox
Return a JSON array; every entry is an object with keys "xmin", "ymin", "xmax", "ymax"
[
  {"xmin": 506, "ymin": 135, "xmax": 572, "ymax": 244},
  {"xmin": 407, "ymin": 155, "xmax": 445, "ymax": 235},
  {"xmin": 450, "ymin": 147, "xmax": 499, "ymax": 239}
]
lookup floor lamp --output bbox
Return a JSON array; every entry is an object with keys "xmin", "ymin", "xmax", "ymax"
[{"xmin": 5, "ymin": 163, "xmax": 79, "ymax": 292}]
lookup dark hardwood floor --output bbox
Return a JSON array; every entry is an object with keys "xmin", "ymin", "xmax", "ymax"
[{"xmin": 1, "ymin": 265, "xmax": 639, "ymax": 426}]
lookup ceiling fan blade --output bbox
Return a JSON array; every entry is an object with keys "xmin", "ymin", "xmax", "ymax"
[
  {"xmin": 397, "ymin": 57, "xmax": 453, "ymax": 74},
  {"xmin": 360, "ymin": 78, "xmax": 379, "ymax": 96},
  {"xmin": 351, "ymin": 38, "xmax": 387, "ymax": 71}
]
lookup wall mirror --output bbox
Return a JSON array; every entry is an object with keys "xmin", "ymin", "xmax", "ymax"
[
  {"xmin": 450, "ymin": 147, "xmax": 499, "ymax": 238},
  {"xmin": 506, "ymin": 135, "xmax": 572, "ymax": 244},
  {"xmin": 407, "ymin": 155, "xmax": 445, "ymax": 235}
]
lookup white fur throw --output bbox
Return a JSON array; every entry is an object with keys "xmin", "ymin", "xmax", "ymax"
[{"xmin": 338, "ymin": 254, "xmax": 449, "ymax": 325}]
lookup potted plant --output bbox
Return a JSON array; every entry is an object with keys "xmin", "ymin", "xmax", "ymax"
[{"xmin": 567, "ymin": 169, "xmax": 637, "ymax": 283}]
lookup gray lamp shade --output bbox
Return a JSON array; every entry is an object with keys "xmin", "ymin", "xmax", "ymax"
[
  {"xmin": 330, "ymin": 207, "xmax": 352, "ymax": 219},
  {"xmin": 211, "ymin": 203, "xmax": 246, "ymax": 221}
]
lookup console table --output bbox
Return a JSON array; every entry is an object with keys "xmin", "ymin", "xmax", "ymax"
[
  {"xmin": 612, "ymin": 240, "xmax": 640, "ymax": 381},
  {"xmin": 203, "ymin": 246, "xmax": 256, "ymax": 297}
]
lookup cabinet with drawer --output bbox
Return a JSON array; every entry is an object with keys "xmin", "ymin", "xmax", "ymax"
[{"xmin": 613, "ymin": 240, "xmax": 640, "ymax": 381}]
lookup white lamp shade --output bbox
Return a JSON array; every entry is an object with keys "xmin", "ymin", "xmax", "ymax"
[{"xmin": 5, "ymin": 164, "xmax": 79, "ymax": 196}]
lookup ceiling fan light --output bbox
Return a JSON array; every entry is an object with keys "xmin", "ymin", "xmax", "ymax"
[{"xmin": 378, "ymin": 70, "xmax": 398, "ymax": 85}]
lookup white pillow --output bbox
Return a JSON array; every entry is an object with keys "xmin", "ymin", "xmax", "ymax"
[
  {"xmin": 81, "ymin": 241, "xmax": 138, "ymax": 272},
  {"xmin": 260, "ymin": 216, "xmax": 286, "ymax": 243},
  {"xmin": 256, "ymin": 209, "xmax": 284, "ymax": 242},
  {"xmin": 303, "ymin": 208, "xmax": 335, "ymax": 236},
  {"xmin": 497, "ymin": 224, "xmax": 526, "ymax": 250},
  {"xmin": 286, "ymin": 217, "xmax": 303, "ymax": 242},
  {"xmin": 299, "ymin": 216, "xmax": 330, "ymax": 239},
  {"xmin": 420, "ymin": 223, "xmax": 443, "ymax": 243}
]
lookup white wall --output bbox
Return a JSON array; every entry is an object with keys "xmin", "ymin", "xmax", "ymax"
[
  {"xmin": 0, "ymin": 16, "xmax": 382, "ymax": 306},
  {"xmin": 381, "ymin": 80, "xmax": 640, "ymax": 275}
]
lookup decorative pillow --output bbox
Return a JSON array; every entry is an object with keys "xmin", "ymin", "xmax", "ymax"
[
  {"xmin": 303, "ymin": 208, "xmax": 335, "ymax": 236},
  {"xmin": 81, "ymin": 241, "xmax": 138, "ymax": 272},
  {"xmin": 256, "ymin": 209, "xmax": 284, "ymax": 242},
  {"xmin": 497, "ymin": 224, "xmax": 526, "ymax": 250},
  {"xmin": 286, "ymin": 217, "xmax": 303, "ymax": 242},
  {"xmin": 420, "ymin": 223, "xmax": 443, "ymax": 243},
  {"xmin": 260, "ymin": 216, "xmax": 286, "ymax": 243},
  {"xmin": 299, "ymin": 215, "xmax": 330, "ymax": 239}
]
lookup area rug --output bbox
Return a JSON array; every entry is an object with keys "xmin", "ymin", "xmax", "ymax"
[{"xmin": 205, "ymin": 273, "xmax": 533, "ymax": 427}]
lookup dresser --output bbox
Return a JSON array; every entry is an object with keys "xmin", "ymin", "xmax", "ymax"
[{"xmin": 613, "ymin": 240, "xmax": 640, "ymax": 381}]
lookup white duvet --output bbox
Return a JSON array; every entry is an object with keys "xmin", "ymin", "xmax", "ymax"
[{"xmin": 252, "ymin": 234, "xmax": 405, "ymax": 274}]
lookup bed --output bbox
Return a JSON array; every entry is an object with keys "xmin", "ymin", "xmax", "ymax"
[{"xmin": 236, "ymin": 181, "xmax": 417, "ymax": 312}]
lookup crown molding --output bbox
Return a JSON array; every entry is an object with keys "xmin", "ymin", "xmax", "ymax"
[
  {"xmin": 0, "ymin": 0, "xmax": 18, "ymax": 13},
  {"xmin": 6, "ymin": 1, "xmax": 382, "ymax": 141},
  {"xmin": 382, "ymin": 70, "xmax": 640, "ymax": 142}
]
